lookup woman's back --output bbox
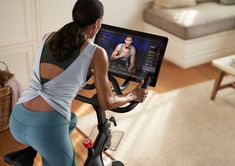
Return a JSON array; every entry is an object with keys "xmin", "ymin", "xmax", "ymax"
[{"xmin": 19, "ymin": 33, "xmax": 96, "ymax": 120}]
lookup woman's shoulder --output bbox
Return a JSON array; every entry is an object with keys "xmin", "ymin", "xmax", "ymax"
[
  {"xmin": 93, "ymin": 44, "xmax": 107, "ymax": 56},
  {"xmin": 92, "ymin": 45, "xmax": 108, "ymax": 64}
]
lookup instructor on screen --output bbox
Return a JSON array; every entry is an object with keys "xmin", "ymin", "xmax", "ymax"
[{"xmin": 110, "ymin": 35, "xmax": 136, "ymax": 72}]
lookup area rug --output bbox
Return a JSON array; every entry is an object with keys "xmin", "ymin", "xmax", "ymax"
[{"xmin": 77, "ymin": 76, "xmax": 235, "ymax": 166}]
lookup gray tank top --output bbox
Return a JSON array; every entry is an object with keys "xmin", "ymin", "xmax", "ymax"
[
  {"xmin": 17, "ymin": 34, "xmax": 97, "ymax": 121},
  {"xmin": 118, "ymin": 44, "xmax": 132, "ymax": 66}
]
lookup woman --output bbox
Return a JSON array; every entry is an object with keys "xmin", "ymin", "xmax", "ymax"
[{"xmin": 9, "ymin": 0, "xmax": 148, "ymax": 165}]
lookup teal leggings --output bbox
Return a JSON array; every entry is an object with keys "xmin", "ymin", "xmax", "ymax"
[{"xmin": 9, "ymin": 104, "xmax": 77, "ymax": 166}]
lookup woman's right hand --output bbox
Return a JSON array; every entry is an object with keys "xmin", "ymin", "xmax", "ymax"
[{"xmin": 128, "ymin": 81, "xmax": 148, "ymax": 103}]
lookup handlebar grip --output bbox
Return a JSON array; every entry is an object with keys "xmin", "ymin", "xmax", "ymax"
[
  {"xmin": 141, "ymin": 74, "xmax": 151, "ymax": 89},
  {"xmin": 83, "ymin": 83, "xmax": 95, "ymax": 90},
  {"xmin": 110, "ymin": 102, "xmax": 138, "ymax": 113},
  {"xmin": 75, "ymin": 94, "xmax": 98, "ymax": 106},
  {"xmin": 110, "ymin": 75, "xmax": 151, "ymax": 113}
]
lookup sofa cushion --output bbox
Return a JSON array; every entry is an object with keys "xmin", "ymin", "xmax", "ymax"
[
  {"xmin": 154, "ymin": 0, "xmax": 196, "ymax": 8},
  {"xmin": 196, "ymin": 0, "xmax": 218, "ymax": 3},
  {"xmin": 143, "ymin": 2, "xmax": 235, "ymax": 39},
  {"xmin": 220, "ymin": 0, "xmax": 235, "ymax": 5}
]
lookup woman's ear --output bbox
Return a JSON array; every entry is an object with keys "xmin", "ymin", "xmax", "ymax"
[{"xmin": 95, "ymin": 19, "xmax": 102, "ymax": 29}]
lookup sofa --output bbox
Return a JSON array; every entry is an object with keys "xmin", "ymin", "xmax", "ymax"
[{"xmin": 143, "ymin": 0, "xmax": 235, "ymax": 68}]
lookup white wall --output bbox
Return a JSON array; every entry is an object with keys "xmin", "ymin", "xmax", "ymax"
[
  {"xmin": 101, "ymin": 0, "xmax": 152, "ymax": 31},
  {"xmin": 0, "ymin": 0, "xmax": 36, "ymax": 88},
  {"xmin": 35, "ymin": 0, "xmax": 77, "ymax": 41},
  {"xmin": 35, "ymin": 0, "xmax": 152, "ymax": 41},
  {"xmin": 36, "ymin": 0, "xmax": 152, "ymax": 38},
  {"xmin": 0, "ymin": 0, "xmax": 151, "ymax": 88}
]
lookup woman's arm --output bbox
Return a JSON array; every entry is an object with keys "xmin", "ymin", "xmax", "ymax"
[{"xmin": 91, "ymin": 46, "xmax": 147, "ymax": 110}]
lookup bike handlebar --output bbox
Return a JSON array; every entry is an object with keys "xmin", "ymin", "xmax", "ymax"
[
  {"xmin": 110, "ymin": 74, "xmax": 150, "ymax": 113},
  {"xmin": 75, "ymin": 74, "xmax": 150, "ymax": 113}
]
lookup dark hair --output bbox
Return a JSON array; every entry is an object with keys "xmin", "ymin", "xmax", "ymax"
[
  {"xmin": 48, "ymin": 0, "xmax": 104, "ymax": 61},
  {"xmin": 125, "ymin": 35, "xmax": 133, "ymax": 40}
]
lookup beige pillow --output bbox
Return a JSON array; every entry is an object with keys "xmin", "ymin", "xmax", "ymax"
[
  {"xmin": 196, "ymin": 0, "xmax": 218, "ymax": 3},
  {"xmin": 154, "ymin": 0, "xmax": 197, "ymax": 8},
  {"xmin": 220, "ymin": 0, "xmax": 235, "ymax": 4}
]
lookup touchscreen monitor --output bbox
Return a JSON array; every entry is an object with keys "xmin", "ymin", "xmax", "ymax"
[{"xmin": 94, "ymin": 24, "xmax": 168, "ymax": 87}]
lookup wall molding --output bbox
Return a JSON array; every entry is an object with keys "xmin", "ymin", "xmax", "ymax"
[
  {"xmin": 0, "ymin": 0, "xmax": 35, "ymax": 48},
  {"xmin": 0, "ymin": 45, "xmax": 34, "ymax": 88}
]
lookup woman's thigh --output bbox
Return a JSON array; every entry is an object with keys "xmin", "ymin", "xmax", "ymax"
[
  {"xmin": 27, "ymin": 124, "xmax": 75, "ymax": 166},
  {"xmin": 9, "ymin": 104, "xmax": 77, "ymax": 166}
]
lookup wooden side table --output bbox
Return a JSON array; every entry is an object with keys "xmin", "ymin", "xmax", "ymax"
[{"xmin": 210, "ymin": 54, "xmax": 235, "ymax": 100}]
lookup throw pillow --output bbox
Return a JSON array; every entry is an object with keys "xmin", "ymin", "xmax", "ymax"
[
  {"xmin": 154, "ymin": 0, "xmax": 196, "ymax": 8},
  {"xmin": 220, "ymin": 0, "xmax": 235, "ymax": 4}
]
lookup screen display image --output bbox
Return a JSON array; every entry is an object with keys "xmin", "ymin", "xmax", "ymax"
[{"xmin": 94, "ymin": 24, "xmax": 168, "ymax": 87}]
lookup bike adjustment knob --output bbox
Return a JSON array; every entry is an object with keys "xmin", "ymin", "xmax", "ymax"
[
  {"xmin": 109, "ymin": 116, "xmax": 117, "ymax": 126},
  {"xmin": 83, "ymin": 138, "xmax": 93, "ymax": 149}
]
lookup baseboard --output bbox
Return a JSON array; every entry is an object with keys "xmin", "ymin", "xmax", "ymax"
[{"xmin": 144, "ymin": 23, "xmax": 235, "ymax": 68}]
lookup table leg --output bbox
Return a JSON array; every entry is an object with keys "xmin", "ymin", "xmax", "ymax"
[{"xmin": 210, "ymin": 70, "xmax": 225, "ymax": 100}]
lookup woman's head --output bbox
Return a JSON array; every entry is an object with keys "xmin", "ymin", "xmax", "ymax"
[
  {"xmin": 72, "ymin": 0, "xmax": 104, "ymax": 38},
  {"xmin": 72, "ymin": 0, "xmax": 103, "ymax": 27},
  {"xmin": 48, "ymin": 0, "xmax": 104, "ymax": 61}
]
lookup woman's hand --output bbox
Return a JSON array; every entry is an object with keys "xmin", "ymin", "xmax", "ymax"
[{"xmin": 128, "ymin": 81, "xmax": 148, "ymax": 103}]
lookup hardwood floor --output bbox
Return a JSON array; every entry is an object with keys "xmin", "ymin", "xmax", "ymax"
[
  {"xmin": 155, "ymin": 60, "xmax": 218, "ymax": 93},
  {"xmin": 0, "ymin": 60, "xmax": 219, "ymax": 166}
]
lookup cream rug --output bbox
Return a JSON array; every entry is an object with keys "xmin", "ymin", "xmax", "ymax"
[{"xmin": 77, "ymin": 76, "xmax": 235, "ymax": 166}]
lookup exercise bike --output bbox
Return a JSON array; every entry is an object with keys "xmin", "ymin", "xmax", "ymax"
[{"xmin": 4, "ymin": 73, "xmax": 150, "ymax": 166}]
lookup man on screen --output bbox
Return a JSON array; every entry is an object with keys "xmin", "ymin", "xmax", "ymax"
[{"xmin": 110, "ymin": 36, "xmax": 136, "ymax": 72}]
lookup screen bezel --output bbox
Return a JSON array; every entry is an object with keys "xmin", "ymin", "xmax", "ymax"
[{"xmin": 94, "ymin": 24, "xmax": 168, "ymax": 87}]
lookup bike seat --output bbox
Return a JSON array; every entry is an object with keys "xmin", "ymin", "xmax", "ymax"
[{"xmin": 4, "ymin": 146, "xmax": 37, "ymax": 166}]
